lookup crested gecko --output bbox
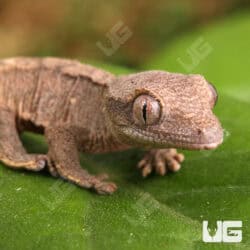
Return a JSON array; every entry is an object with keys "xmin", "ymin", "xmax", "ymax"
[{"xmin": 0, "ymin": 57, "xmax": 223, "ymax": 194}]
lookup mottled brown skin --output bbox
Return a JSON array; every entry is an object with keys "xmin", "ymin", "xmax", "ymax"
[{"xmin": 0, "ymin": 57, "xmax": 224, "ymax": 194}]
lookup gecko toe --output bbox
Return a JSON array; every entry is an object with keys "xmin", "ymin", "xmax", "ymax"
[
  {"xmin": 141, "ymin": 164, "xmax": 153, "ymax": 177},
  {"xmin": 137, "ymin": 158, "xmax": 147, "ymax": 169},
  {"xmin": 94, "ymin": 181, "xmax": 117, "ymax": 195},
  {"xmin": 35, "ymin": 155, "xmax": 48, "ymax": 170},
  {"xmin": 96, "ymin": 173, "xmax": 109, "ymax": 181},
  {"xmin": 137, "ymin": 154, "xmax": 154, "ymax": 177},
  {"xmin": 174, "ymin": 153, "xmax": 185, "ymax": 163},
  {"xmin": 164, "ymin": 150, "xmax": 184, "ymax": 172},
  {"xmin": 155, "ymin": 160, "xmax": 167, "ymax": 176},
  {"xmin": 36, "ymin": 160, "xmax": 46, "ymax": 170}
]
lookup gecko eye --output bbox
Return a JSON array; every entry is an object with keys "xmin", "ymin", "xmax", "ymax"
[
  {"xmin": 133, "ymin": 95, "xmax": 161, "ymax": 126},
  {"xmin": 208, "ymin": 82, "xmax": 218, "ymax": 108}
]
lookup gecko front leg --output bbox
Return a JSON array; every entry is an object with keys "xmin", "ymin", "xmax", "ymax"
[
  {"xmin": 137, "ymin": 149, "xmax": 185, "ymax": 177},
  {"xmin": 45, "ymin": 127, "xmax": 117, "ymax": 195}
]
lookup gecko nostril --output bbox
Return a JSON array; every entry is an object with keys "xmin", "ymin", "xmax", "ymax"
[{"xmin": 197, "ymin": 129, "xmax": 202, "ymax": 135}]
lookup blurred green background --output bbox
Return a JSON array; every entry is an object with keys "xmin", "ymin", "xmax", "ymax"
[
  {"xmin": 0, "ymin": 0, "xmax": 249, "ymax": 67},
  {"xmin": 1, "ymin": 1, "xmax": 250, "ymax": 250}
]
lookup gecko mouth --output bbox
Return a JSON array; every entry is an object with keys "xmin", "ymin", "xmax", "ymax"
[{"xmin": 119, "ymin": 126, "xmax": 223, "ymax": 150}]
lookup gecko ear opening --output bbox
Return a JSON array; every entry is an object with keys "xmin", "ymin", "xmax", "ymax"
[{"xmin": 208, "ymin": 82, "xmax": 218, "ymax": 108}]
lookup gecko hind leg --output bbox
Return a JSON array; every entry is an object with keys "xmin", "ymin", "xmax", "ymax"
[
  {"xmin": 45, "ymin": 127, "xmax": 117, "ymax": 195},
  {"xmin": 0, "ymin": 108, "xmax": 47, "ymax": 171}
]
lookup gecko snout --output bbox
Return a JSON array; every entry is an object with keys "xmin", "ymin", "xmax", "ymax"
[{"xmin": 196, "ymin": 126, "xmax": 224, "ymax": 149}]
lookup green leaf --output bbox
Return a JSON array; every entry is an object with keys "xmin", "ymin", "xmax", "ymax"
[{"xmin": 1, "ymin": 12, "xmax": 250, "ymax": 250}]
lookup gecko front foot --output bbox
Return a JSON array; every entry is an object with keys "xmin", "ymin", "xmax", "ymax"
[
  {"xmin": 92, "ymin": 180, "xmax": 117, "ymax": 195},
  {"xmin": 137, "ymin": 149, "xmax": 184, "ymax": 177},
  {"xmin": 88, "ymin": 173, "xmax": 117, "ymax": 195},
  {"xmin": 46, "ymin": 157, "xmax": 117, "ymax": 195}
]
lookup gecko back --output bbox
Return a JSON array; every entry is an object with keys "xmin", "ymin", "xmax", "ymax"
[{"xmin": 0, "ymin": 57, "xmax": 113, "ymax": 130}]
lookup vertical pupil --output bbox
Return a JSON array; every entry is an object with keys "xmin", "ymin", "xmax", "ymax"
[{"xmin": 142, "ymin": 102, "xmax": 147, "ymax": 123}]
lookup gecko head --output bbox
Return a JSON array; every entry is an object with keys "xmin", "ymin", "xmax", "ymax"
[{"xmin": 104, "ymin": 71, "xmax": 224, "ymax": 150}]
